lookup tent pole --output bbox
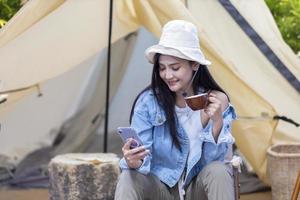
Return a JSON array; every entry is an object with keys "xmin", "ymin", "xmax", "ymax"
[{"xmin": 104, "ymin": 0, "xmax": 113, "ymax": 153}]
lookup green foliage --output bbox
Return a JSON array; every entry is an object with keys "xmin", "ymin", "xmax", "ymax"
[
  {"xmin": 0, "ymin": 0, "xmax": 21, "ymax": 28},
  {"xmin": 265, "ymin": 0, "xmax": 300, "ymax": 54},
  {"xmin": 0, "ymin": 18, "xmax": 6, "ymax": 27}
]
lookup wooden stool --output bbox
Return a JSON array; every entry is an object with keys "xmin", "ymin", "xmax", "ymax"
[{"xmin": 48, "ymin": 153, "xmax": 120, "ymax": 200}]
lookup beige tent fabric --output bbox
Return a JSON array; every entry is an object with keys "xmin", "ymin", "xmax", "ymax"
[
  {"xmin": 53, "ymin": 34, "xmax": 137, "ymax": 155},
  {"xmin": 0, "ymin": 0, "xmax": 138, "ymax": 93},
  {"xmin": 231, "ymin": 0, "xmax": 300, "ymax": 78},
  {"xmin": 229, "ymin": 0, "xmax": 300, "ymax": 143},
  {"xmin": 0, "ymin": 88, "xmax": 38, "ymax": 115},
  {"xmin": 230, "ymin": 0, "xmax": 300, "ymax": 183},
  {"xmin": 132, "ymin": 0, "xmax": 195, "ymax": 36},
  {"xmin": 0, "ymin": 0, "xmax": 65, "ymax": 48},
  {"xmin": 0, "ymin": 0, "xmax": 66, "ymax": 113},
  {"xmin": 0, "ymin": 0, "xmax": 140, "ymax": 161}
]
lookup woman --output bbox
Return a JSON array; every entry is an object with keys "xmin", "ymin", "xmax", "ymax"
[{"xmin": 115, "ymin": 20, "xmax": 236, "ymax": 200}]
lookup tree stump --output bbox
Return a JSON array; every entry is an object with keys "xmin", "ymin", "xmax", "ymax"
[{"xmin": 48, "ymin": 153, "xmax": 120, "ymax": 200}]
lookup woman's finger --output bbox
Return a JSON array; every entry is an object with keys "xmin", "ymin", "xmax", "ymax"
[
  {"xmin": 130, "ymin": 145, "xmax": 146, "ymax": 154},
  {"xmin": 124, "ymin": 146, "xmax": 146, "ymax": 158},
  {"xmin": 126, "ymin": 150, "xmax": 149, "ymax": 161},
  {"xmin": 209, "ymin": 103, "xmax": 221, "ymax": 110},
  {"xmin": 209, "ymin": 92, "xmax": 217, "ymax": 97},
  {"xmin": 122, "ymin": 138, "xmax": 133, "ymax": 152},
  {"xmin": 204, "ymin": 106, "xmax": 218, "ymax": 117},
  {"xmin": 208, "ymin": 96, "xmax": 221, "ymax": 104},
  {"xmin": 130, "ymin": 150, "xmax": 149, "ymax": 160}
]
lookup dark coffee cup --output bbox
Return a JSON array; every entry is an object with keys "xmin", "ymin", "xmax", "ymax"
[{"xmin": 184, "ymin": 93, "xmax": 208, "ymax": 110}]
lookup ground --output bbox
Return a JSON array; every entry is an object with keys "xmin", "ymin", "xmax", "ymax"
[{"xmin": 0, "ymin": 188, "xmax": 271, "ymax": 200}]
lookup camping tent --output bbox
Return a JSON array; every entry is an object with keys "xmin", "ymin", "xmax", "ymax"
[{"xmin": 0, "ymin": 0, "xmax": 299, "ymax": 185}]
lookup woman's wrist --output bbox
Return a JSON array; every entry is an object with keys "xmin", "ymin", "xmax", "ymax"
[
  {"xmin": 128, "ymin": 159, "xmax": 143, "ymax": 169},
  {"xmin": 211, "ymin": 111, "xmax": 223, "ymax": 122},
  {"xmin": 212, "ymin": 118, "xmax": 223, "ymax": 142}
]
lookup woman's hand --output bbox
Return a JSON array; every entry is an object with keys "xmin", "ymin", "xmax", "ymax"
[
  {"xmin": 204, "ymin": 92, "xmax": 223, "ymax": 122},
  {"xmin": 204, "ymin": 91, "xmax": 229, "ymax": 141},
  {"xmin": 122, "ymin": 138, "xmax": 149, "ymax": 169}
]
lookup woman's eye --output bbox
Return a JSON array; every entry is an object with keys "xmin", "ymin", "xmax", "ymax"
[
  {"xmin": 159, "ymin": 67, "xmax": 165, "ymax": 71},
  {"xmin": 172, "ymin": 66, "xmax": 180, "ymax": 71}
]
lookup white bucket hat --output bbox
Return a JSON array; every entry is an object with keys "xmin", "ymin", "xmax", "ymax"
[{"xmin": 145, "ymin": 20, "xmax": 211, "ymax": 65}]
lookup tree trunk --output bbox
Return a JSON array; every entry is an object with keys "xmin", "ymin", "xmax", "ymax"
[{"xmin": 48, "ymin": 153, "xmax": 120, "ymax": 200}]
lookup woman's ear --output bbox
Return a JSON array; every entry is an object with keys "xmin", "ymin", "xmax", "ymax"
[{"xmin": 191, "ymin": 62, "xmax": 199, "ymax": 71}]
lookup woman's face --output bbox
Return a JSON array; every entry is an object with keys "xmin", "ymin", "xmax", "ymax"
[{"xmin": 159, "ymin": 55, "xmax": 198, "ymax": 95}]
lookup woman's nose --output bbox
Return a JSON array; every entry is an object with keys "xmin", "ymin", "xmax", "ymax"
[{"xmin": 165, "ymin": 69, "xmax": 173, "ymax": 79}]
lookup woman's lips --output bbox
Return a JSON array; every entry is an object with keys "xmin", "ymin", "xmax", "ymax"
[{"xmin": 167, "ymin": 80, "xmax": 178, "ymax": 86}]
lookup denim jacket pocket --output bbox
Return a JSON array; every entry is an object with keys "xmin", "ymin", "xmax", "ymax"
[{"xmin": 150, "ymin": 111, "xmax": 166, "ymax": 126}]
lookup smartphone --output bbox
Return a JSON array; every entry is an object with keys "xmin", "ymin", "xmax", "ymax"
[{"xmin": 117, "ymin": 127, "xmax": 143, "ymax": 149}]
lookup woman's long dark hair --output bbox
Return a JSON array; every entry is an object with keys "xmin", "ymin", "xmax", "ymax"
[{"xmin": 130, "ymin": 54, "xmax": 227, "ymax": 150}]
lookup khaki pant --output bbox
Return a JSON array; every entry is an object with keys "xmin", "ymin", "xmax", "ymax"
[{"xmin": 114, "ymin": 161, "xmax": 234, "ymax": 200}]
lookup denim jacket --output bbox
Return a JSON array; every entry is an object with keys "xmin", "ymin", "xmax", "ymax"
[{"xmin": 119, "ymin": 89, "xmax": 237, "ymax": 188}]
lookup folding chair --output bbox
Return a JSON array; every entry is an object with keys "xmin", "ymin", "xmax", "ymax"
[
  {"xmin": 291, "ymin": 170, "xmax": 300, "ymax": 200},
  {"xmin": 231, "ymin": 156, "xmax": 242, "ymax": 200}
]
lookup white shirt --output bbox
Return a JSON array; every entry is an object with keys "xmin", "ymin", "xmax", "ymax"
[
  {"xmin": 175, "ymin": 105, "xmax": 233, "ymax": 200},
  {"xmin": 175, "ymin": 105, "xmax": 203, "ymax": 200}
]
